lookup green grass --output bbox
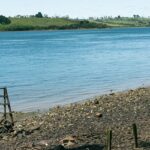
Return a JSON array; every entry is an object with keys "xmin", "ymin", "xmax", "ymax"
[
  {"xmin": 0, "ymin": 17, "xmax": 108, "ymax": 31},
  {"xmin": 0, "ymin": 17, "xmax": 150, "ymax": 31},
  {"xmin": 94, "ymin": 17, "xmax": 150, "ymax": 27},
  {"xmin": 0, "ymin": 17, "xmax": 79, "ymax": 31},
  {"xmin": 11, "ymin": 17, "xmax": 77, "ymax": 26}
]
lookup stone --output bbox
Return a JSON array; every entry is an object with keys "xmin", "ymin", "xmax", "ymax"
[
  {"xmin": 94, "ymin": 99, "xmax": 99, "ymax": 104},
  {"xmin": 4, "ymin": 120, "xmax": 13, "ymax": 130},
  {"xmin": 2, "ymin": 135, "xmax": 8, "ymax": 141},
  {"xmin": 0, "ymin": 120, "xmax": 13, "ymax": 134},
  {"xmin": 0, "ymin": 126, "xmax": 7, "ymax": 134},
  {"xmin": 60, "ymin": 135, "xmax": 77, "ymax": 147},
  {"xmin": 96, "ymin": 113, "xmax": 103, "ymax": 118},
  {"xmin": 37, "ymin": 140, "xmax": 49, "ymax": 146}
]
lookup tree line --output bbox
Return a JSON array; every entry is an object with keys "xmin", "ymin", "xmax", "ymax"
[{"xmin": 0, "ymin": 12, "xmax": 47, "ymax": 25}]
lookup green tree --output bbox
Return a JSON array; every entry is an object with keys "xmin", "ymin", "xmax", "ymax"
[
  {"xmin": 35, "ymin": 12, "xmax": 43, "ymax": 18},
  {"xmin": 0, "ymin": 15, "xmax": 11, "ymax": 24},
  {"xmin": 133, "ymin": 14, "xmax": 140, "ymax": 18},
  {"xmin": 117, "ymin": 15, "xmax": 121, "ymax": 19}
]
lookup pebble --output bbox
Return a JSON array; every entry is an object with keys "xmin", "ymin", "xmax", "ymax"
[{"xmin": 95, "ymin": 113, "xmax": 103, "ymax": 118}]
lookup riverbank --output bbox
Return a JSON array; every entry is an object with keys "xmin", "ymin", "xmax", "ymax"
[
  {"xmin": 0, "ymin": 87, "xmax": 149, "ymax": 149},
  {"xmin": 1, "ymin": 17, "xmax": 150, "ymax": 31},
  {"xmin": 0, "ymin": 17, "xmax": 108, "ymax": 31}
]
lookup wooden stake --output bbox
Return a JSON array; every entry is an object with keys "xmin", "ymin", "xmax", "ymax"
[
  {"xmin": 3, "ymin": 88, "xmax": 7, "ymax": 120},
  {"xmin": 132, "ymin": 123, "xmax": 138, "ymax": 148},
  {"xmin": 107, "ymin": 129, "xmax": 112, "ymax": 150}
]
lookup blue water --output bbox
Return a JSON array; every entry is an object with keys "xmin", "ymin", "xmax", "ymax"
[{"xmin": 0, "ymin": 28, "xmax": 150, "ymax": 111}]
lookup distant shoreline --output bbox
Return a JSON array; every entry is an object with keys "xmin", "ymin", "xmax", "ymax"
[
  {"xmin": 1, "ymin": 17, "xmax": 150, "ymax": 32},
  {"xmin": 1, "ymin": 26, "xmax": 150, "ymax": 33}
]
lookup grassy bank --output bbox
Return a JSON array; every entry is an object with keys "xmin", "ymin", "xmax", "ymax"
[
  {"xmin": 1, "ymin": 17, "xmax": 150, "ymax": 31},
  {"xmin": 0, "ymin": 17, "xmax": 108, "ymax": 31},
  {"xmin": 95, "ymin": 17, "xmax": 150, "ymax": 27}
]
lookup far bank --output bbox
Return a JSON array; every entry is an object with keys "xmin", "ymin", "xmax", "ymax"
[{"xmin": 1, "ymin": 16, "xmax": 150, "ymax": 31}]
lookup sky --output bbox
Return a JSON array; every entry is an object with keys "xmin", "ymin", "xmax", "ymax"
[{"xmin": 0, "ymin": 0, "xmax": 150, "ymax": 18}]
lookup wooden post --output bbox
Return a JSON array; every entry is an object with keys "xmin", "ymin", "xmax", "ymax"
[
  {"xmin": 132, "ymin": 123, "xmax": 138, "ymax": 148},
  {"xmin": 107, "ymin": 130, "xmax": 112, "ymax": 150},
  {"xmin": 3, "ymin": 88, "xmax": 7, "ymax": 120}
]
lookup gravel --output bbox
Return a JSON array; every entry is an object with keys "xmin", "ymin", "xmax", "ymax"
[{"xmin": 0, "ymin": 87, "xmax": 149, "ymax": 150}]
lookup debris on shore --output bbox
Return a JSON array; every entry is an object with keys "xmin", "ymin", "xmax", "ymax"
[{"xmin": 0, "ymin": 87, "xmax": 150, "ymax": 150}]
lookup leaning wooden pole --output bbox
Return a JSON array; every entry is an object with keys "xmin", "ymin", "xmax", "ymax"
[
  {"xmin": 5, "ymin": 88, "xmax": 14, "ymax": 125},
  {"xmin": 132, "ymin": 123, "xmax": 138, "ymax": 148}
]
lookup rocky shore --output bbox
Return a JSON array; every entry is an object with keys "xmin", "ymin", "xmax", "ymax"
[{"xmin": 0, "ymin": 87, "xmax": 150, "ymax": 150}]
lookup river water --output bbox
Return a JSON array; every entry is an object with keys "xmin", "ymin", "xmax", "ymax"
[{"xmin": 0, "ymin": 28, "xmax": 150, "ymax": 111}]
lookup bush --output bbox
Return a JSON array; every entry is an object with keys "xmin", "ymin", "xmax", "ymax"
[
  {"xmin": 35, "ymin": 12, "xmax": 43, "ymax": 18},
  {"xmin": 0, "ymin": 15, "xmax": 11, "ymax": 24}
]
